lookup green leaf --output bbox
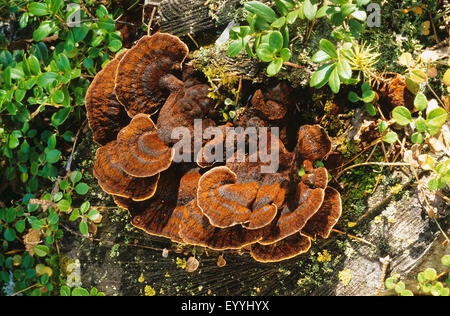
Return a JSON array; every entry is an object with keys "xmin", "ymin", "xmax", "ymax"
[
  {"xmin": 46, "ymin": 149, "xmax": 61, "ymax": 164},
  {"xmin": 311, "ymin": 50, "xmax": 331, "ymax": 63},
  {"xmin": 87, "ymin": 210, "xmax": 100, "ymax": 221},
  {"xmin": 400, "ymin": 290, "xmax": 414, "ymax": 296},
  {"xmin": 4, "ymin": 227, "xmax": 16, "ymax": 242},
  {"xmin": 337, "ymin": 57, "xmax": 352, "ymax": 80},
  {"xmin": 72, "ymin": 287, "xmax": 90, "ymax": 296},
  {"xmin": 28, "ymin": 55, "xmax": 41, "ymax": 75},
  {"xmin": 310, "ymin": 63, "xmax": 335, "ymax": 88},
  {"xmin": 33, "ymin": 21, "xmax": 57, "ymax": 42},
  {"xmin": 267, "ymin": 58, "xmax": 283, "ymax": 76},
  {"xmin": 60, "ymin": 285, "xmax": 71, "ymax": 296},
  {"xmin": 280, "ymin": 48, "xmax": 291, "ymax": 62},
  {"xmin": 351, "ymin": 10, "xmax": 367, "ymax": 21},
  {"xmin": 385, "ymin": 277, "xmax": 396, "ymax": 290},
  {"xmin": 57, "ymin": 199, "xmax": 71, "ymax": 212},
  {"xmin": 414, "ymin": 93, "xmax": 428, "ymax": 111},
  {"xmin": 271, "ymin": 17, "xmax": 286, "ymax": 28},
  {"xmin": 227, "ymin": 40, "xmax": 244, "ymax": 57},
  {"xmin": 29, "ymin": 3, "xmax": 50, "ymax": 16},
  {"xmin": 319, "ymin": 39, "xmax": 338, "ymax": 59},
  {"xmin": 79, "ymin": 221, "xmax": 89, "ymax": 236},
  {"xmin": 427, "ymin": 108, "xmax": 448, "ymax": 129},
  {"xmin": 366, "ymin": 103, "xmax": 377, "ymax": 116},
  {"xmin": 268, "ymin": 31, "xmax": 284, "ymax": 52},
  {"xmin": 75, "ymin": 183, "xmax": 90, "ymax": 195},
  {"xmin": 256, "ymin": 44, "xmax": 276, "ymax": 62},
  {"xmin": 423, "ymin": 268, "xmax": 437, "ymax": 281},
  {"xmin": 392, "ymin": 106, "xmax": 412, "ymax": 126},
  {"xmin": 383, "ymin": 132, "xmax": 398, "ymax": 144},
  {"xmin": 80, "ymin": 201, "xmax": 90, "ymax": 214},
  {"xmin": 341, "ymin": 4, "xmax": 357, "ymax": 17},
  {"xmin": 394, "ymin": 281, "xmax": 406, "ymax": 294},
  {"xmin": 244, "ymin": 1, "xmax": 278, "ymax": 24},
  {"xmin": 69, "ymin": 209, "xmax": 80, "ymax": 221},
  {"xmin": 378, "ymin": 121, "xmax": 388, "ymax": 133},
  {"xmin": 70, "ymin": 171, "xmax": 82, "ymax": 184},
  {"xmin": 415, "ymin": 117, "xmax": 426, "ymax": 132},
  {"xmin": 37, "ymin": 72, "xmax": 59, "ymax": 88},
  {"xmin": 16, "ymin": 220, "xmax": 26, "ymax": 233},
  {"xmin": 52, "ymin": 90, "xmax": 65, "ymax": 104},
  {"xmin": 34, "ymin": 245, "xmax": 50, "ymax": 257},
  {"xmin": 442, "ymin": 255, "xmax": 450, "ymax": 267},
  {"xmin": 303, "ymin": 0, "xmax": 318, "ymax": 21},
  {"xmin": 361, "ymin": 90, "xmax": 376, "ymax": 103},
  {"xmin": 51, "ymin": 107, "xmax": 71, "ymax": 127},
  {"xmin": 328, "ymin": 66, "xmax": 341, "ymax": 94},
  {"xmin": 411, "ymin": 132, "xmax": 424, "ymax": 144},
  {"xmin": 108, "ymin": 40, "xmax": 122, "ymax": 53}
]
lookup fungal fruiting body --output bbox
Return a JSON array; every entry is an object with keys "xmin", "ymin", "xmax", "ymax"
[{"xmin": 86, "ymin": 33, "xmax": 342, "ymax": 263}]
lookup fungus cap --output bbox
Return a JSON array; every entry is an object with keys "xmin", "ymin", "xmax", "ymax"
[
  {"xmin": 113, "ymin": 167, "xmax": 201, "ymax": 243},
  {"xmin": 116, "ymin": 114, "xmax": 174, "ymax": 178},
  {"xmin": 251, "ymin": 233, "xmax": 311, "ymax": 263},
  {"xmin": 296, "ymin": 125, "xmax": 332, "ymax": 162},
  {"xmin": 93, "ymin": 141, "xmax": 159, "ymax": 201},
  {"xmin": 114, "ymin": 33, "xmax": 189, "ymax": 117},
  {"xmin": 85, "ymin": 51, "xmax": 130, "ymax": 146},
  {"xmin": 179, "ymin": 200, "xmax": 263, "ymax": 251},
  {"xmin": 196, "ymin": 166, "xmax": 260, "ymax": 228},
  {"xmin": 301, "ymin": 187, "xmax": 342, "ymax": 240}
]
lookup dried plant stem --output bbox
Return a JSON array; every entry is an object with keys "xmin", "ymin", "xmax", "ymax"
[
  {"xmin": 331, "ymin": 229, "xmax": 375, "ymax": 247},
  {"xmin": 336, "ymin": 162, "xmax": 410, "ymax": 180},
  {"xmin": 12, "ymin": 283, "xmax": 38, "ymax": 296},
  {"xmin": 376, "ymin": 256, "xmax": 392, "ymax": 296}
]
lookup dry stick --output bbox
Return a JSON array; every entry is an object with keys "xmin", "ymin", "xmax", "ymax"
[
  {"xmin": 428, "ymin": 10, "xmax": 440, "ymax": 44},
  {"xmin": 187, "ymin": 33, "xmax": 200, "ymax": 49},
  {"xmin": 147, "ymin": 6, "xmax": 157, "ymax": 36},
  {"xmin": 331, "ymin": 228, "xmax": 375, "ymax": 247},
  {"xmin": 336, "ymin": 162, "xmax": 411, "ymax": 180},
  {"xmin": 376, "ymin": 256, "xmax": 392, "ymax": 296},
  {"xmin": 12, "ymin": 283, "xmax": 39, "ymax": 297},
  {"xmin": 283, "ymin": 61, "xmax": 305, "ymax": 69},
  {"xmin": 235, "ymin": 78, "xmax": 242, "ymax": 107}
]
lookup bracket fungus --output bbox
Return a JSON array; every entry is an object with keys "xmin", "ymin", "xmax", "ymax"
[
  {"xmin": 114, "ymin": 33, "xmax": 189, "ymax": 117},
  {"xmin": 86, "ymin": 32, "xmax": 343, "ymax": 263}
]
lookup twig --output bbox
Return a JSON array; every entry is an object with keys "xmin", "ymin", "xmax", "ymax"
[
  {"xmin": 376, "ymin": 256, "xmax": 392, "ymax": 296},
  {"xmin": 147, "ymin": 6, "xmax": 157, "ymax": 36},
  {"xmin": 336, "ymin": 162, "xmax": 411, "ymax": 180},
  {"xmin": 283, "ymin": 62, "xmax": 305, "ymax": 69},
  {"xmin": 331, "ymin": 229, "xmax": 375, "ymax": 247},
  {"xmin": 12, "ymin": 283, "xmax": 38, "ymax": 296}
]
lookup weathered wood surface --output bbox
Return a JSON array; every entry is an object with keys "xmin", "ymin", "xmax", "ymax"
[
  {"xmin": 158, "ymin": 0, "xmax": 216, "ymax": 37},
  {"xmin": 59, "ymin": 129, "xmax": 449, "ymax": 296}
]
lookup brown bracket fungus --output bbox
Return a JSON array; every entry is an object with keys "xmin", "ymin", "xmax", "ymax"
[
  {"xmin": 197, "ymin": 166, "xmax": 260, "ymax": 229},
  {"xmin": 86, "ymin": 32, "xmax": 343, "ymax": 264},
  {"xmin": 93, "ymin": 141, "xmax": 159, "ymax": 202},
  {"xmin": 114, "ymin": 33, "xmax": 189, "ymax": 117},
  {"xmin": 250, "ymin": 233, "xmax": 312, "ymax": 263},
  {"xmin": 85, "ymin": 51, "xmax": 131, "ymax": 146},
  {"xmin": 116, "ymin": 114, "xmax": 174, "ymax": 178}
]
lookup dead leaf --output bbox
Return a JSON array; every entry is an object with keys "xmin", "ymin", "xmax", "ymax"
[
  {"xmin": 217, "ymin": 255, "xmax": 226, "ymax": 267},
  {"xmin": 185, "ymin": 256, "xmax": 199, "ymax": 273},
  {"xmin": 23, "ymin": 229, "xmax": 42, "ymax": 256}
]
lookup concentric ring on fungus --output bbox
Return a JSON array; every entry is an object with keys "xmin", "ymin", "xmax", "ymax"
[{"xmin": 87, "ymin": 32, "xmax": 343, "ymax": 263}]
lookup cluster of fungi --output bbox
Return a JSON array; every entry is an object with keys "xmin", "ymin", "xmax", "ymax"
[{"xmin": 85, "ymin": 33, "xmax": 343, "ymax": 263}]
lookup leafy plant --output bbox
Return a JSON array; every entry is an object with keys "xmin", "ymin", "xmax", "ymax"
[
  {"xmin": 385, "ymin": 273, "xmax": 414, "ymax": 296},
  {"xmin": 416, "ymin": 255, "xmax": 450, "ymax": 296},
  {"xmin": 348, "ymin": 82, "xmax": 377, "ymax": 115},
  {"xmin": 0, "ymin": 0, "xmax": 122, "ymax": 296}
]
